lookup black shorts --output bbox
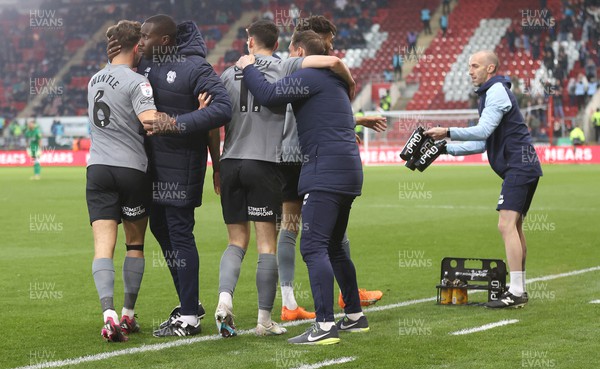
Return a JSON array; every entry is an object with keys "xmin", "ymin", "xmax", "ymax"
[
  {"xmin": 496, "ymin": 175, "xmax": 539, "ymax": 217},
  {"xmin": 277, "ymin": 162, "xmax": 302, "ymax": 202},
  {"xmin": 86, "ymin": 164, "xmax": 151, "ymax": 224},
  {"xmin": 220, "ymin": 159, "xmax": 282, "ymax": 223}
]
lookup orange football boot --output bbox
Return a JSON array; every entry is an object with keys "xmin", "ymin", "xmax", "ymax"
[{"xmin": 281, "ymin": 306, "xmax": 316, "ymax": 321}]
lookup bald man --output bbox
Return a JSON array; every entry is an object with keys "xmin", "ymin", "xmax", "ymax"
[{"xmin": 426, "ymin": 50, "xmax": 543, "ymax": 308}]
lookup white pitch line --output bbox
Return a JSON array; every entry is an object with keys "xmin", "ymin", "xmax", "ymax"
[
  {"xmin": 589, "ymin": 300, "xmax": 600, "ymax": 304},
  {"xmin": 449, "ymin": 319, "xmax": 519, "ymax": 335},
  {"xmin": 290, "ymin": 356, "xmax": 357, "ymax": 369},
  {"xmin": 12, "ymin": 265, "xmax": 600, "ymax": 369},
  {"xmin": 526, "ymin": 266, "xmax": 600, "ymax": 283}
]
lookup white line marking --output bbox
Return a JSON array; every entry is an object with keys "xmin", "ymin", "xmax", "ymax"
[
  {"xmin": 12, "ymin": 266, "xmax": 600, "ymax": 369},
  {"xmin": 526, "ymin": 266, "xmax": 600, "ymax": 283},
  {"xmin": 290, "ymin": 357, "xmax": 357, "ymax": 369},
  {"xmin": 449, "ymin": 319, "xmax": 519, "ymax": 335},
  {"xmin": 589, "ymin": 300, "xmax": 600, "ymax": 304},
  {"xmin": 17, "ymin": 333, "xmax": 226, "ymax": 369}
]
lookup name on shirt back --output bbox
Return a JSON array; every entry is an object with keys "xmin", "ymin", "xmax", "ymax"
[{"xmin": 90, "ymin": 73, "xmax": 120, "ymax": 89}]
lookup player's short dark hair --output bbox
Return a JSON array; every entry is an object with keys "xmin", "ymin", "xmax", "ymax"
[
  {"xmin": 106, "ymin": 20, "xmax": 142, "ymax": 51},
  {"xmin": 247, "ymin": 20, "xmax": 279, "ymax": 50},
  {"xmin": 144, "ymin": 14, "xmax": 177, "ymax": 40},
  {"xmin": 295, "ymin": 15, "xmax": 336, "ymax": 53},
  {"xmin": 292, "ymin": 30, "xmax": 326, "ymax": 56}
]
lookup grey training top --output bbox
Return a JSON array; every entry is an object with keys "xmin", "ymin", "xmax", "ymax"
[
  {"xmin": 87, "ymin": 63, "xmax": 156, "ymax": 172},
  {"xmin": 220, "ymin": 54, "xmax": 303, "ymax": 162}
]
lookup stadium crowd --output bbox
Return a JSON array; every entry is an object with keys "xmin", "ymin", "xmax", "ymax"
[{"xmin": 4, "ymin": 0, "xmax": 600, "ymax": 149}]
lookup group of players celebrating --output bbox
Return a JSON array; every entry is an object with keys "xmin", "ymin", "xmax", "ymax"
[
  {"xmin": 86, "ymin": 11, "xmax": 542, "ymax": 346},
  {"xmin": 87, "ymin": 14, "xmax": 385, "ymax": 345}
]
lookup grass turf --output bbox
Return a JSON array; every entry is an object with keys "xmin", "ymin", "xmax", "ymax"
[{"xmin": 0, "ymin": 165, "xmax": 598, "ymax": 368}]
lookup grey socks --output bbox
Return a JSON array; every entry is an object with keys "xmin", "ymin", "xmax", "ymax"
[
  {"xmin": 277, "ymin": 229, "xmax": 297, "ymax": 287},
  {"xmin": 219, "ymin": 245, "xmax": 246, "ymax": 295},
  {"xmin": 257, "ymin": 253, "xmax": 278, "ymax": 311},
  {"xmin": 92, "ymin": 258, "xmax": 115, "ymax": 312},
  {"xmin": 123, "ymin": 256, "xmax": 145, "ymax": 310}
]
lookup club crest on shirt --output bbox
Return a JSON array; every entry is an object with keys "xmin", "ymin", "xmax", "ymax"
[{"xmin": 166, "ymin": 71, "xmax": 176, "ymax": 84}]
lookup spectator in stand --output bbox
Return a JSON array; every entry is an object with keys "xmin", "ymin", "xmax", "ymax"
[
  {"xmin": 392, "ymin": 50, "xmax": 403, "ymax": 81},
  {"xmin": 379, "ymin": 90, "xmax": 391, "ymax": 141},
  {"xmin": 368, "ymin": 1, "xmax": 378, "ymax": 17},
  {"xmin": 543, "ymin": 50, "xmax": 555, "ymax": 73},
  {"xmin": 542, "ymin": 36, "xmax": 555, "ymax": 59},
  {"xmin": 578, "ymin": 43, "xmax": 589, "ymax": 68},
  {"xmin": 51, "ymin": 117, "xmax": 65, "ymax": 147},
  {"xmin": 535, "ymin": 95, "xmax": 547, "ymax": 128},
  {"xmin": 556, "ymin": 48, "xmax": 568, "ymax": 82},
  {"xmin": 442, "ymin": 0, "xmax": 450, "ymax": 15},
  {"xmin": 421, "ymin": 7, "xmax": 432, "ymax": 35},
  {"xmin": 587, "ymin": 77, "xmax": 597, "ymax": 104},
  {"xmin": 506, "ymin": 26, "xmax": 517, "ymax": 53},
  {"xmin": 521, "ymin": 33, "xmax": 530, "ymax": 54},
  {"xmin": 574, "ymin": 73, "xmax": 589, "ymax": 109},
  {"xmin": 592, "ymin": 107, "xmax": 600, "ymax": 142},
  {"xmin": 530, "ymin": 35, "xmax": 540, "ymax": 60},
  {"xmin": 582, "ymin": 15, "xmax": 594, "ymax": 43},
  {"xmin": 440, "ymin": 14, "xmax": 448, "ymax": 37},
  {"xmin": 585, "ymin": 57, "xmax": 597, "ymax": 80},
  {"xmin": 407, "ymin": 31, "xmax": 418, "ymax": 56},
  {"xmin": 567, "ymin": 76, "xmax": 577, "ymax": 105},
  {"xmin": 553, "ymin": 84, "xmax": 565, "ymax": 122},
  {"xmin": 559, "ymin": 9, "xmax": 575, "ymax": 41}
]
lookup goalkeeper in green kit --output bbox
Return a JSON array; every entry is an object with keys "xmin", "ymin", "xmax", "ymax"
[{"xmin": 24, "ymin": 119, "xmax": 42, "ymax": 180}]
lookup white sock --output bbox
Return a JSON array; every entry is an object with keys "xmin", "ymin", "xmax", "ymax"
[
  {"xmin": 121, "ymin": 308, "xmax": 135, "ymax": 319},
  {"xmin": 103, "ymin": 309, "xmax": 118, "ymax": 323},
  {"xmin": 318, "ymin": 322, "xmax": 335, "ymax": 331},
  {"xmin": 258, "ymin": 309, "xmax": 272, "ymax": 326},
  {"xmin": 219, "ymin": 292, "xmax": 233, "ymax": 309},
  {"xmin": 346, "ymin": 312, "xmax": 364, "ymax": 321},
  {"xmin": 509, "ymin": 271, "xmax": 525, "ymax": 297},
  {"xmin": 523, "ymin": 271, "xmax": 527, "ymax": 293},
  {"xmin": 179, "ymin": 314, "xmax": 198, "ymax": 326},
  {"xmin": 281, "ymin": 286, "xmax": 298, "ymax": 310}
]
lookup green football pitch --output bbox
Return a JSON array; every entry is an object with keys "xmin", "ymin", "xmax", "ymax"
[{"xmin": 1, "ymin": 165, "xmax": 598, "ymax": 369}]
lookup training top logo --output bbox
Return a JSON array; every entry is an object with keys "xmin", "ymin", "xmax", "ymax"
[
  {"xmin": 144, "ymin": 67, "xmax": 151, "ymax": 77},
  {"xmin": 166, "ymin": 71, "xmax": 177, "ymax": 84}
]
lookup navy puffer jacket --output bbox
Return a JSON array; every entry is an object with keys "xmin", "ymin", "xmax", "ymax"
[{"xmin": 138, "ymin": 21, "xmax": 231, "ymax": 208}]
